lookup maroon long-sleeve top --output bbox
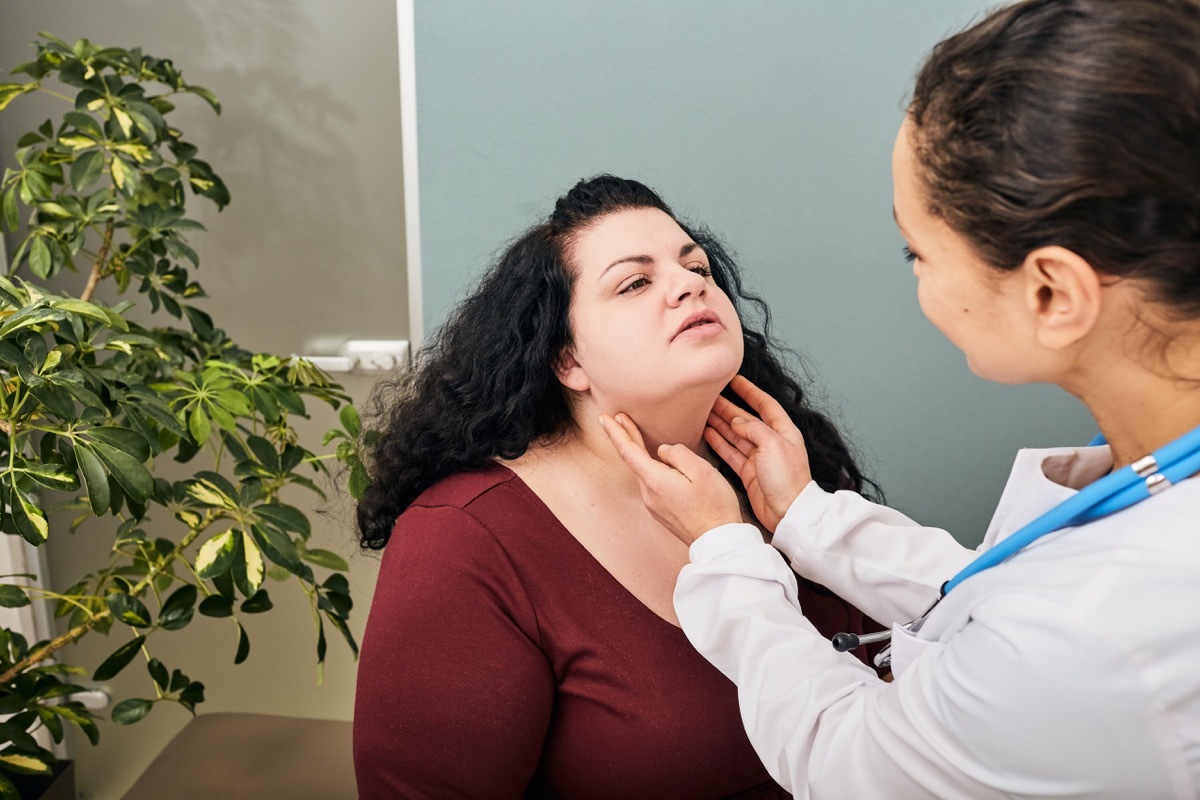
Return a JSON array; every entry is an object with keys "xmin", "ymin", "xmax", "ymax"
[{"xmin": 354, "ymin": 463, "xmax": 872, "ymax": 798}]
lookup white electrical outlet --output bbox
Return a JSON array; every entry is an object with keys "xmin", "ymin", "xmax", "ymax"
[
  {"xmin": 339, "ymin": 340, "xmax": 410, "ymax": 372},
  {"xmin": 69, "ymin": 688, "xmax": 111, "ymax": 710},
  {"xmin": 301, "ymin": 355, "xmax": 356, "ymax": 373},
  {"xmin": 297, "ymin": 340, "xmax": 410, "ymax": 373}
]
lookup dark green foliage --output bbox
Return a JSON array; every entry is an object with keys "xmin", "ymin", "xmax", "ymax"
[{"xmin": 0, "ymin": 34, "xmax": 370, "ymax": 781}]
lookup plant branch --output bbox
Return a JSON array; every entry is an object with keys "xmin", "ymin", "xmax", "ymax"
[
  {"xmin": 80, "ymin": 219, "xmax": 115, "ymax": 303},
  {"xmin": 0, "ymin": 514, "xmax": 216, "ymax": 684},
  {"xmin": 0, "ymin": 621, "xmax": 93, "ymax": 685},
  {"xmin": 35, "ymin": 87, "xmax": 74, "ymax": 103},
  {"xmin": 21, "ymin": 588, "xmax": 100, "ymax": 618}
]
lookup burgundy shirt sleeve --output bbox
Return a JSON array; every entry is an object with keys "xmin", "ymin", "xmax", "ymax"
[{"xmin": 353, "ymin": 504, "xmax": 555, "ymax": 799}]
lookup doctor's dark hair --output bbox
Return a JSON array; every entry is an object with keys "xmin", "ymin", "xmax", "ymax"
[
  {"xmin": 909, "ymin": 0, "xmax": 1200, "ymax": 319},
  {"xmin": 357, "ymin": 175, "xmax": 877, "ymax": 550}
]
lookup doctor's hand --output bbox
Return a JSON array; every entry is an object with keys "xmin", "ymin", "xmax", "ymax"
[
  {"xmin": 600, "ymin": 413, "xmax": 742, "ymax": 546},
  {"xmin": 705, "ymin": 375, "xmax": 813, "ymax": 532}
]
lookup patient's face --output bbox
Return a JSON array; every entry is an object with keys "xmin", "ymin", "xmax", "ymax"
[{"xmin": 558, "ymin": 207, "xmax": 743, "ymax": 411}]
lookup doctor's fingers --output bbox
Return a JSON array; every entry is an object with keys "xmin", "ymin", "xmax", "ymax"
[
  {"xmin": 652, "ymin": 443, "xmax": 743, "ymax": 539},
  {"xmin": 712, "ymin": 396, "xmax": 801, "ymax": 451},
  {"xmin": 706, "ymin": 411, "xmax": 755, "ymax": 458},
  {"xmin": 604, "ymin": 415, "xmax": 742, "ymax": 541},
  {"xmin": 710, "ymin": 395, "xmax": 764, "ymax": 437},
  {"xmin": 704, "ymin": 424, "xmax": 749, "ymax": 473},
  {"xmin": 729, "ymin": 376, "xmax": 802, "ymax": 436},
  {"xmin": 711, "ymin": 394, "xmax": 780, "ymax": 438},
  {"xmin": 600, "ymin": 413, "xmax": 672, "ymax": 482}
]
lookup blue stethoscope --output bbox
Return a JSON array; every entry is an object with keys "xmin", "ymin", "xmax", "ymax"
[{"xmin": 832, "ymin": 423, "xmax": 1200, "ymax": 661}]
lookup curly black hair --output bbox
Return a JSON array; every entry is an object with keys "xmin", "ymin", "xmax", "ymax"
[{"xmin": 357, "ymin": 175, "xmax": 878, "ymax": 549}]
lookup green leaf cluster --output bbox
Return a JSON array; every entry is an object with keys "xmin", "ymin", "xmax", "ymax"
[
  {"xmin": 0, "ymin": 34, "xmax": 372, "ymax": 786},
  {"xmin": 0, "ymin": 627, "xmax": 96, "ymax": 794}
]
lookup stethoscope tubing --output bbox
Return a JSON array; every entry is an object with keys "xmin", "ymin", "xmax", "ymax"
[
  {"xmin": 943, "ymin": 437, "xmax": 1200, "ymax": 594},
  {"xmin": 832, "ymin": 425, "xmax": 1200, "ymax": 654}
]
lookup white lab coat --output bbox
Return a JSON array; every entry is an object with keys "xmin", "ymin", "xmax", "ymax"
[{"xmin": 675, "ymin": 445, "xmax": 1200, "ymax": 799}]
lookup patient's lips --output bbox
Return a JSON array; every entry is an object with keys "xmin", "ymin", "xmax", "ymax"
[{"xmin": 672, "ymin": 310, "xmax": 723, "ymax": 342}]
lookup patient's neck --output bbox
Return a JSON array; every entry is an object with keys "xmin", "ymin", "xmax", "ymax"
[{"xmin": 561, "ymin": 387, "xmax": 719, "ymax": 494}]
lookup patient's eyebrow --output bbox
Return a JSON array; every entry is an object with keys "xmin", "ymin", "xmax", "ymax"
[
  {"xmin": 601, "ymin": 254, "xmax": 653, "ymax": 280},
  {"xmin": 600, "ymin": 242, "xmax": 703, "ymax": 281},
  {"xmin": 892, "ymin": 206, "xmax": 909, "ymax": 236}
]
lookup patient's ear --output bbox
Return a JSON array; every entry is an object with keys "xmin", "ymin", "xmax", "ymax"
[
  {"xmin": 1021, "ymin": 245, "xmax": 1103, "ymax": 350},
  {"xmin": 555, "ymin": 349, "xmax": 590, "ymax": 392}
]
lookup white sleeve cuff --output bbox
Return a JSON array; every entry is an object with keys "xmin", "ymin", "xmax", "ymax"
[
  {"xmin": 687, "ymin": 523, "xmax": 766, "ymax": 564},
  {"xmin": 777, "ymin": 482, "xmax": 835, "ymax": 532},
  {"xmin": 772, "ymin": 480, "xmax": 831, "ymax": 553}
]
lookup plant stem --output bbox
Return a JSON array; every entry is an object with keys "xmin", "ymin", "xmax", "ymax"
[
  {"xmin": 80, "ymin": 219, "xmax": 115, "ymax": 303},
  {"xmin": 35, "ymin": 87, "xmax": 74, "ymax": 103},
  {"xmin": 21, "ymin": 588, "xmax": 100, "ymax": 619},
  {"xmin": 0, "ymin": 516, "xmax": 214, "ymax": 684},
  {"xmin": 0, "ymin": 622, "xmax": 93, "ymax": 685}
]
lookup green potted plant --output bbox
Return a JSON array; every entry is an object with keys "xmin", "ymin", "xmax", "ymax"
[{"xmin": 0, "ymin": 34, "xmax": 366, "ymax": 798}]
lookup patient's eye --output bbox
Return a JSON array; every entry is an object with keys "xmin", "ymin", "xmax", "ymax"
[
  {"xmin": 688, "ymin": 263, "xmax": 713, "ymax": 277},
  {"xmin": 619, "ymin": 276, "xmax": 650, "ymax": 295},
  {"xmin": 901, "ymin": 246, "xmax": 918, "ymax": 263}
]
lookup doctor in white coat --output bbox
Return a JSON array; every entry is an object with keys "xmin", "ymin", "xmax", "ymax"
[{"xmin": 601, "ymin": 0, "xmax": 1200, "ymax": 797}]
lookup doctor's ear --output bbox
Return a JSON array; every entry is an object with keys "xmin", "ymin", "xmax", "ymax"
[
  {"xmin": 1019, "ymin": 246, "xmax": 1104, "ymax": 350},
  {"xmin": 555, "ymin": 349, "xmax": 590, "ymax": 392}
]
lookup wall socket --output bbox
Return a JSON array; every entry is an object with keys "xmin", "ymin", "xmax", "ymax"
[
  {"xmin": 339, "ymin": 339, "xmax": 410, "ymax": 371},
  {"xmin": 299, "ymin": 339, "xmax": 410, "ymax": 373}
]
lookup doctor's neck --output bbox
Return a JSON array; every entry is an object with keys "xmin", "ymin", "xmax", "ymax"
[{"xmin": 1070, "ymin": 324, "xmax": 1200, "ymax": 469}]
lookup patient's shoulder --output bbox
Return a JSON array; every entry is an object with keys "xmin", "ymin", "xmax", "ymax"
[{"xmin": 410, "ymin": 461, "xmax": 522, "ymax": 512}]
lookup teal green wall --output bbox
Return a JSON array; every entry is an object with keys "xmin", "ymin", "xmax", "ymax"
[{"xmin": 413, "ymin": 2, "xmax": 1096, "ymax": 544}]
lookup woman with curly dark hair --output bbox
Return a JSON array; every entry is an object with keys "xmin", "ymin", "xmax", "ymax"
[{"xmin": 353, "ymin": 175, "xmax": 880, "ymax": 798}]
